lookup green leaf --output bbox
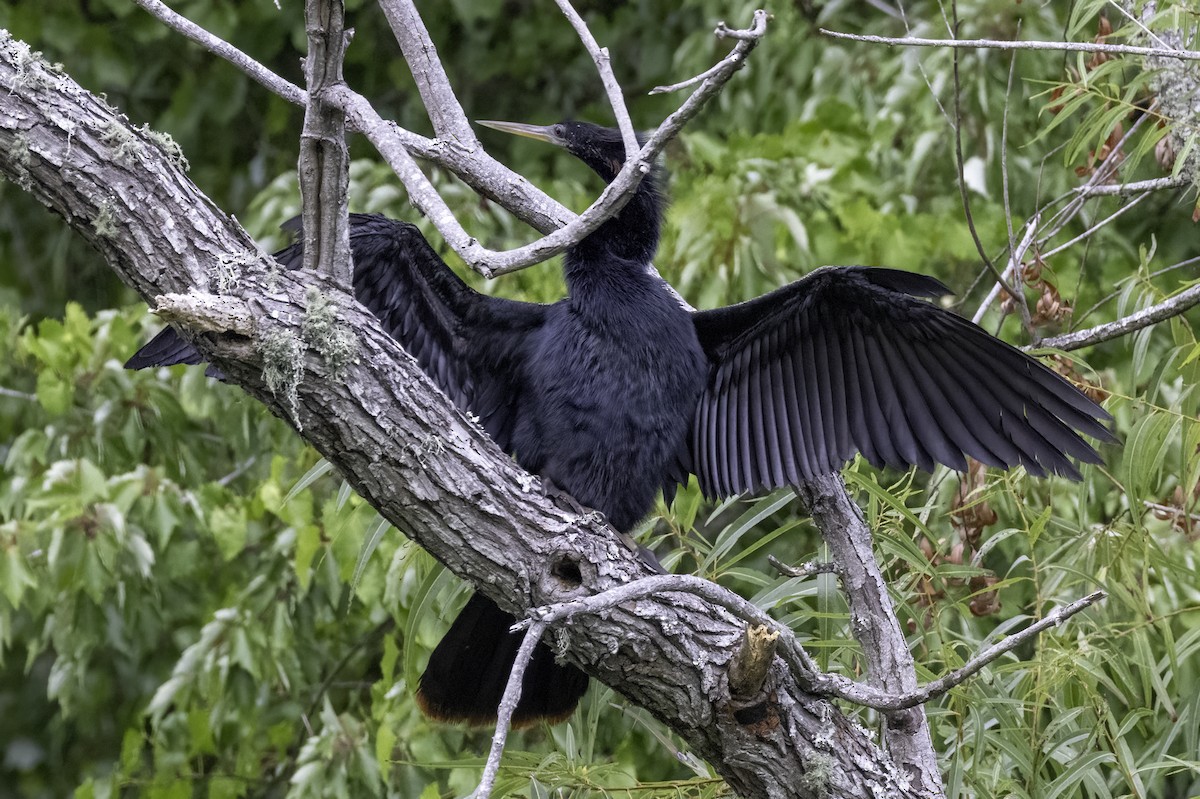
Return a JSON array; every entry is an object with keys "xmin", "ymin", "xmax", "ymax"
[
  {"xmin": 0, "ymin": 545, "xmax": 35, "ymax": 608},
  {"xmin": 35, "ymin": 369, "xmax": 73, "ymax": 415},
  {"xmin": 284, "ymin": 458, "xmax": 333, "ymax": 505},
  {"xmin": 209, "ymin": 504, "xmax": 247, "ymax": 561},
  {"xmin": 351, "ymin": 515, "xmax": 390, "ymax": 597}
]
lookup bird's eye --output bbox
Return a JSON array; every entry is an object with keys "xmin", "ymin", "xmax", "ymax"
[{"xmin": 553, "ymin": 124, "xmax": 565, "ymax": 138}]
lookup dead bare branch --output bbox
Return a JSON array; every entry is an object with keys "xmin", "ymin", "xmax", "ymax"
[
  {"xmin": 553, "ymin": 0, "xmax": 640, "ymax": 160},
  {"xmin": 470, "ymin": 622, "xmax": 548, "ymax": 799},
  {"xmin": 819, "ymin": 29, "xmax": 1200, "ymax": 61},
  {"xmin": 377, "ymin": 0, "xmax": 476, "ymax": 144},
  {"xmin": 1039, "ymin": 282, "xmax": 1200, "ymax": 351}
]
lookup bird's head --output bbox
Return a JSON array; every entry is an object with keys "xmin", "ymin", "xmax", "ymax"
[{"xmin": 478, "ymin": 119, "xmax": 643, "ymax": 183}]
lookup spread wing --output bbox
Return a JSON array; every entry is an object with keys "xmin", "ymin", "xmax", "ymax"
[
  {"xmin": 688, "ymin": 266, "xmax": 1114, "ymax": 497},
  {"xmin": 127, "ymin": 214, "xmax": 544, "ymax": 453}
]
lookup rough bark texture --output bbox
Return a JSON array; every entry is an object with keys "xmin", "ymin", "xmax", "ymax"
[{"xmin": 0, "ymin": 32, "xmax": 929, "ymax": 798}]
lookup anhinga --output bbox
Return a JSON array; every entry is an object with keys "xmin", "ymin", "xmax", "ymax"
[{"xmin": 127, "ymin": 120, "xmax": 1113, "ymax": 727}]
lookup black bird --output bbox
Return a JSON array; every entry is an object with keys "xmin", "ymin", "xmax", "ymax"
[{"xmin": 126, "ymin": 119, "xmax": 1114, "ymax": 727}]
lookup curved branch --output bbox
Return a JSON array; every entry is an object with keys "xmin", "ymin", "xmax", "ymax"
[{"xmin": 521, "ymin": 576, "xmax": 1106, "ymax": 712}]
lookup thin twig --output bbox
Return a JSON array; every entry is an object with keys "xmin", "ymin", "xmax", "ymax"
[
  {"xmin": 876, "ymin": 590, "xmax": 1107, "ymax": 710},
  {"xmin": 470, "ymin": 622, "xmax": 547, "ymax": 799},
  {"xmin": 1039, "ymin": 281, "xmax": 1200, "ymax": 351},
  {"xmin": 1106, "ymin": 0, "xmax": 1174, "ymax": 52},
  {"xmin": 972, "ymin": 213, "xmax": 1040, "ymax": 324},
  {"xmin": 819, "ymin": 29, "xmax": 1200, "ymax": 61},
  {"xmin": 553, "ymin": 0, "xmax": 640, "ymax": 161},
  {"xmin": 650, "ymin": 14, "xmax": 771, "ymax": 94},
  {"xmin": 459, "ymin": 9, "xmax": 772, "ymax": 277},
  {"xmin": 1000, "ymin": 42, "xmax": 1019, "ymax": 299},
  {"xmin": 650, "ymin": 60, "xmax": 728, "ymax": 95},
  {"xmin": 894, "ymin": 0, "xmax": 953, "ymax": 128},
  {"xmin": 1075, "ymin": 255, "xmax": 1200, "ymax": 325},
  {"xmin": 0, "ymin": 386, "xmax": 37, "ymax": 402},
  {"xmin": 1144, "ymin": 501, "xmax": 1200, "ymax": 524},
  {"xmin": 768, "ymin": 555, "xmax": 839, "ymax": 579},
  {"xmin": 1077, "ymin": 175, "xmax": 1195, "ymax": 196},
  {"xmin": 1038, "ymin": 192, "xmax": 1152, "ymax": 262},
  {"xmin": 1037, "ymin": 107, "xmax": 1156, "ymax": 245},
  {"xmin": 216, "ymin": 456, "xmax": 258, "ymax": 487},
  {"xmin": 129, "ymin": 0, "xmax": 309, "ymax": 106}
]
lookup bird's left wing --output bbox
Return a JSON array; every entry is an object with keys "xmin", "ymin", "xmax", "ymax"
[
  {"xmin": 290, "ymin": 215, "xmax": 545, "ymax": 453},
  {"xmin": 128, "ymin": 214, "xmax": 544, "ymax": 454},
  {"xmin": 687, "ymin": 266, "xmax": 1114, "ymax": 498}
]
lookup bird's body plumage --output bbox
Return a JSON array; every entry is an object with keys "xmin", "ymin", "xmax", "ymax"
[{"xmin": 126, "ymin": 120, "xmax": 1113, "ymax": 727}]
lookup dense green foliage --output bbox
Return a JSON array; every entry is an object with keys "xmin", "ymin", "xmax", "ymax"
[{"xmin": 1, "ymin": 1, "xmax": 1198, "ymax": 797}]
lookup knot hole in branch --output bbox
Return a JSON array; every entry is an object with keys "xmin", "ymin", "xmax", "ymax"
[
  {"xmin": 550, "ymin": 554, "xmax": 583, "ymax": 587},
  {"xmin": 535, "ymin": 549, "xmax": 594, "ymax": 604}
]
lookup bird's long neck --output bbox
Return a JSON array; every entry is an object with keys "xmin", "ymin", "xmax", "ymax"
[{"xmin": 564, "ymin": 167, "xmax": 663, "ymax": 289}]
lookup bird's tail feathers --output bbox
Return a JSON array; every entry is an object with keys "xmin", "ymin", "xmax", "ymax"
[{"xmin": 416, "ymin": 592, "xmax": 588, "ymax": 728}]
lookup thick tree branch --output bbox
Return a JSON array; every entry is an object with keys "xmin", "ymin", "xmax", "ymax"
[{"xmin": 0, "ymin": 31, "xmax": 918, "ymax": 799}]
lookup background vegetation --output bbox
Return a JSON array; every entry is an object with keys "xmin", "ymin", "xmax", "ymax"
[{"xmin": 1, "ymin": 0, "xmax": 1198, "ymax": 797}]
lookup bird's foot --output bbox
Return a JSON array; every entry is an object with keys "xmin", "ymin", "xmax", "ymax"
[
  {"xmin": 538, "ymin": 477, "xmax": 599, "ymax": 521},
  {"xmin": 621, "ymin": 534, "xmax": 667, "ymax": 574}
]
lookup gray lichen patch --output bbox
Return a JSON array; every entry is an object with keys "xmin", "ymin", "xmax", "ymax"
[
  {"xmin": 797, "ymin": 750, "xmax": 835, "ymax": 798},
  {"xmin": 208, "ymin": 254, "xmax": 246, "ymax": 294},
  {"xmin": 302, "ymin": 288, "xmax": 358, "ymax": 379},
  {"xmin": 92, "ymin": 202, "xmax": 118, "ymax": 239},
  {"xmin": 9, "ymin": 132, "xmax": 32, "ymax": 189},
  {"xmin": 141, "ymin": 125, "xmax": 190, "ymax": 172},
  {"xmin": 209, "ymin": 241, "xmax": 276, "ymax": 294},
  {"xmin": 259, "ymin": 328, "xmax": 305, "ymax": 429},
  {"xmin": 100, "ymin": 120, "xmax": 144, "ymax": 164},
  {"xmin": 10, "ymin": 39, "xmax": 55, "ymax": 91}
]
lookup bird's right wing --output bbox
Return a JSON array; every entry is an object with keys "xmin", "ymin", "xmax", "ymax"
[
  {"xmin": 127, "ymin": 214, "xmax": 545, "ymax": 453},
  {"xmin": 687, "ymin": 266, "xmax": 1114, "ymax": 498}
]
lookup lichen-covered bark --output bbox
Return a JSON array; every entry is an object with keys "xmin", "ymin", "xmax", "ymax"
[{"xmin": 0, "ymin": 32, "xmax": 922, "ymax": 798}]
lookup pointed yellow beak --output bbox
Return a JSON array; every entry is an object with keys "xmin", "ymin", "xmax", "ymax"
[{"xmin": 477, "ymin": 120, "xmax": 566, "ymax": 148}]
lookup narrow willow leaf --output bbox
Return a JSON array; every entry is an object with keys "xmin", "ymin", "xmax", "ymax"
[{"xmin": 283, "ymin": 458, "xmax": 333, "ymax": 505}]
